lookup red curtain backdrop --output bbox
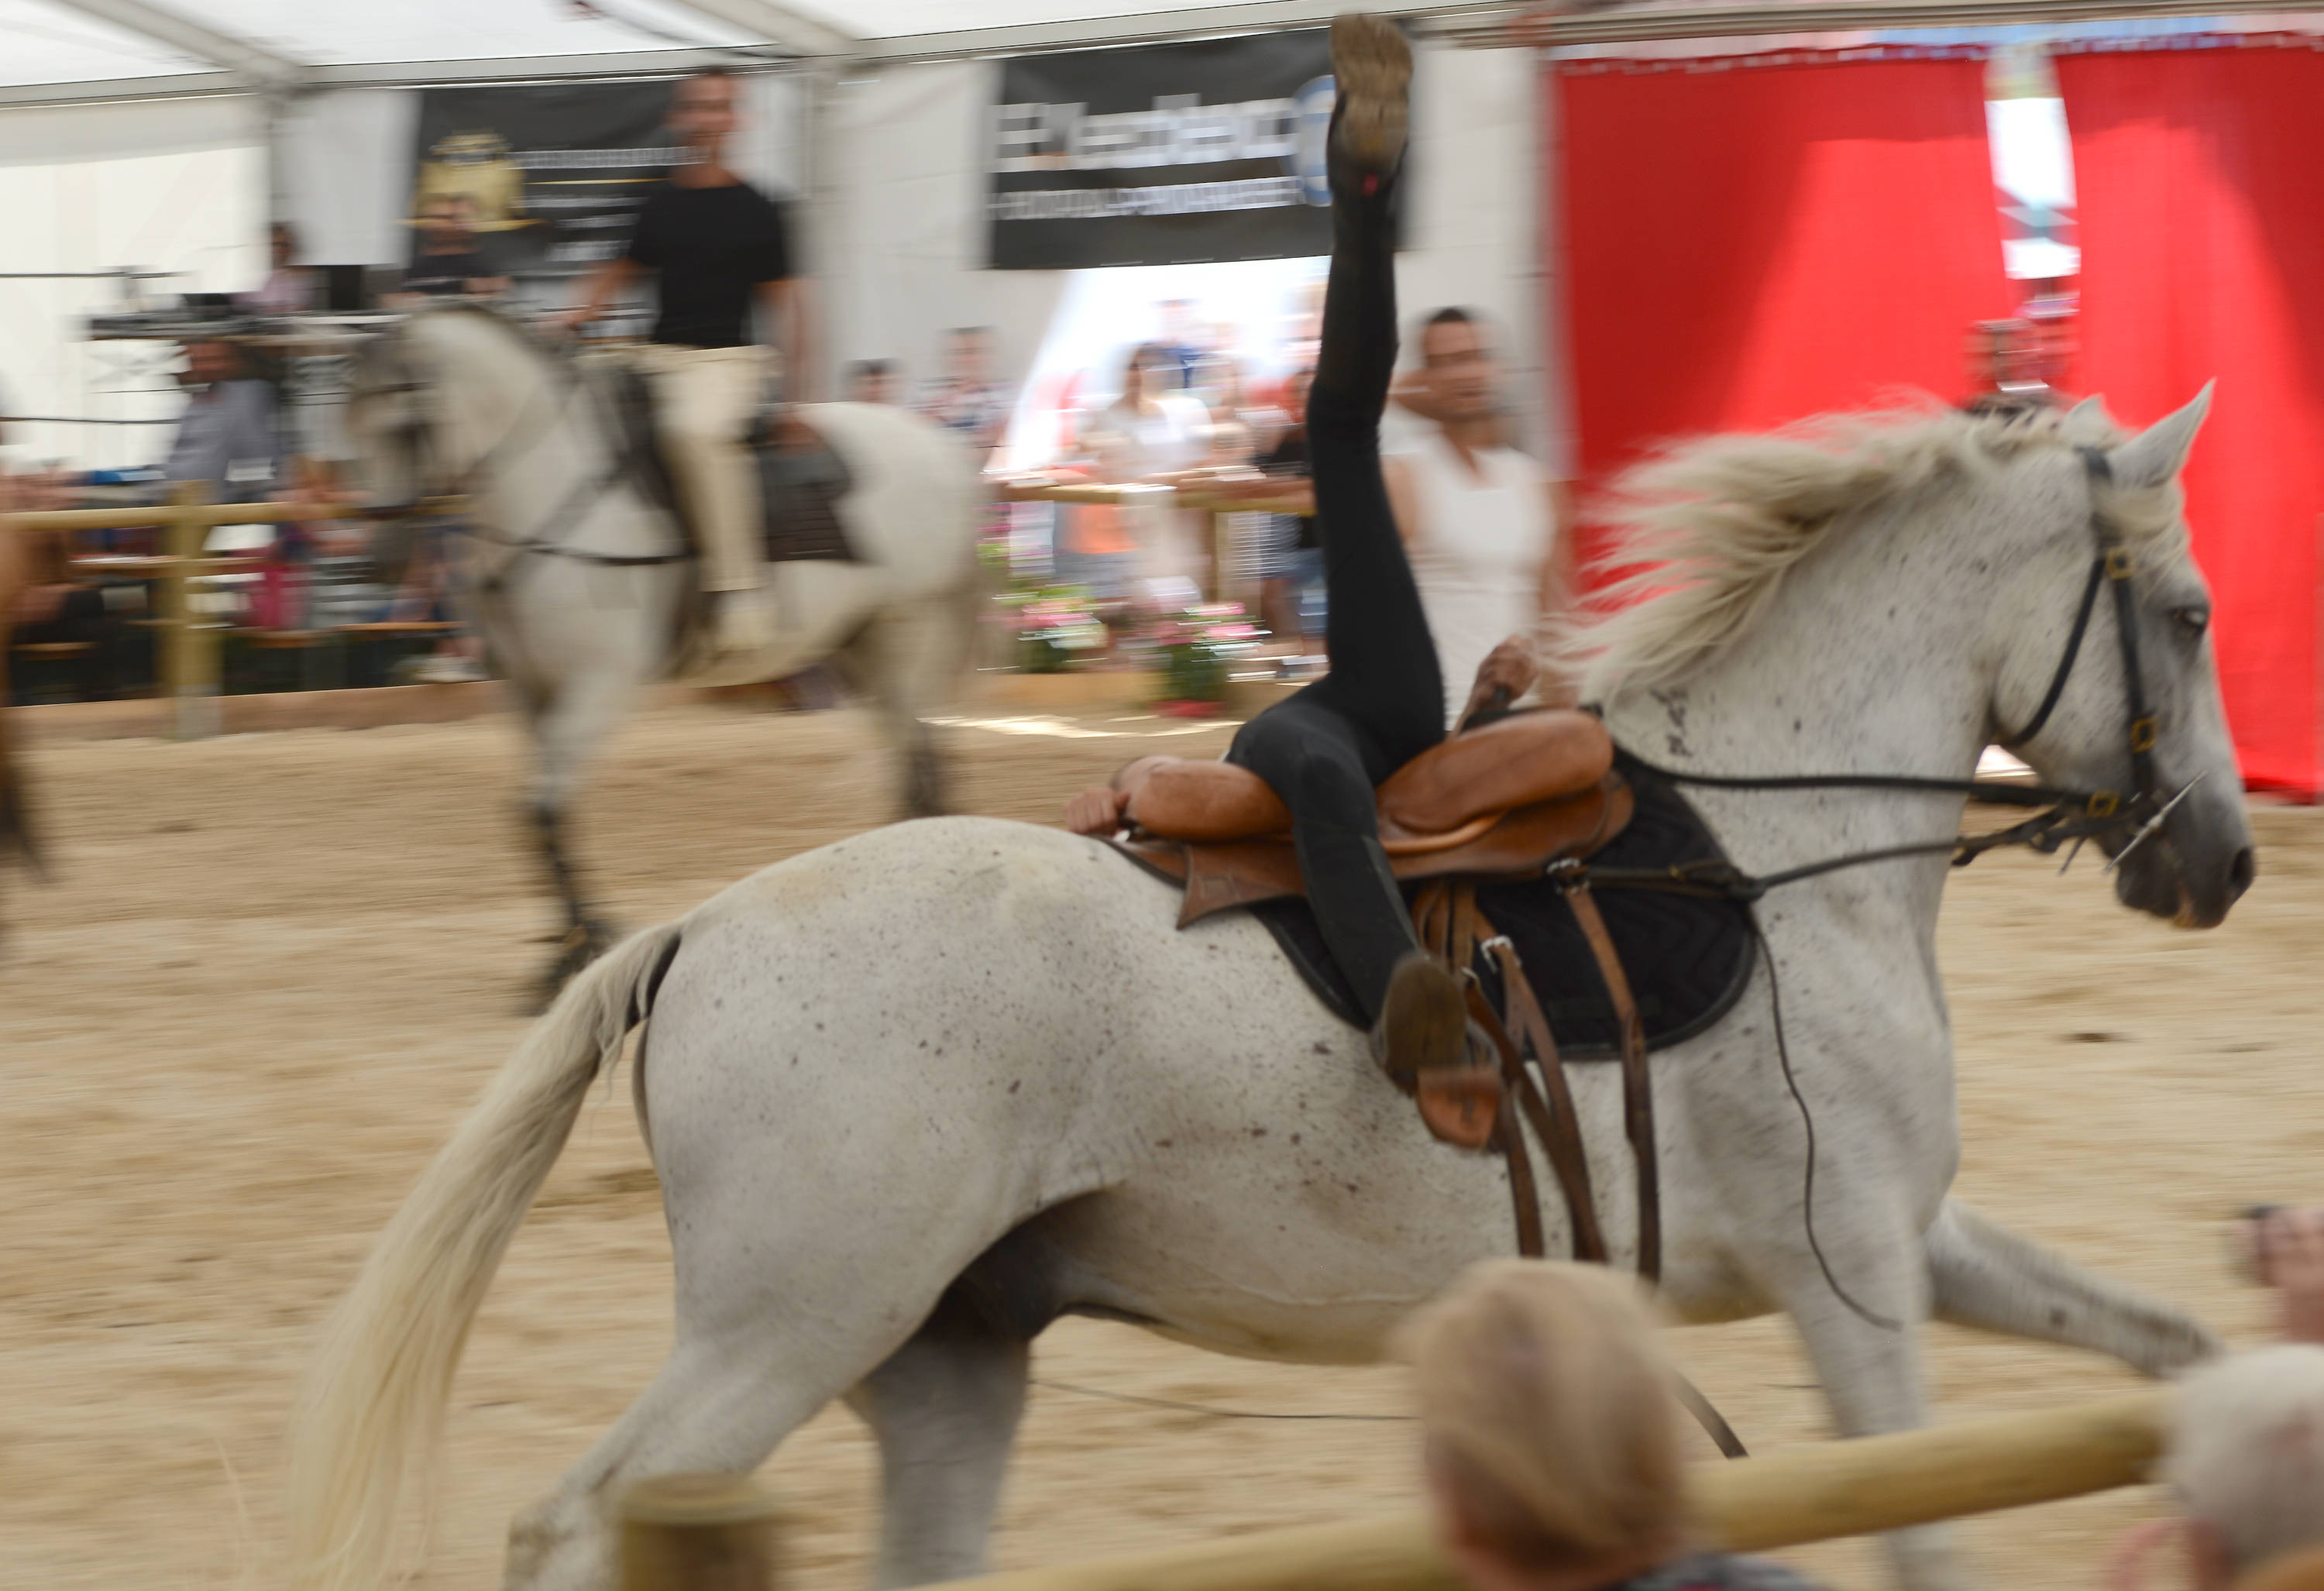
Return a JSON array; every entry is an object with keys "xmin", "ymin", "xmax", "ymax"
[
  {"xmin": 2058, "ymin": 43, "xmax": 2324, "ymax": 797},
  {"xmin": 1553, "ymin": 53, "xmax": 2011, "ymax": 572}
]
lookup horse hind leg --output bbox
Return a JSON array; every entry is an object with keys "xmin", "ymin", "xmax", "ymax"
[
  {"xmin": 844, "ymin": 1287, "xmax": 1032, "ymax": 1588},
  {"xmin": 529, "ymin": 800, "xmax": 616, "ymax": 1006},
  {"xmin": 505, "ymin": 1335, "xmax": 839, "ymax": 1591},
  {"xmin": 522, "ymin": 669, "xmax": 632, "ymax": 1006},
  {"xmin": 505, "ymin": 1204, "xmax": 1002, "ymax": 1591},
  {"xmin": 1925, "ymin": 1197, "xmax": 2219, "ymax": 1375},
  {"xmin": 844, "ymin": 607, "xmax": 957, "ymax": 820}
]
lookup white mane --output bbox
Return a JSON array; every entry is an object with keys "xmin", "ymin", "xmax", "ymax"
[{"xmin": 1574, "ymin": 401, "xmax": 2181, "ymax": 697}]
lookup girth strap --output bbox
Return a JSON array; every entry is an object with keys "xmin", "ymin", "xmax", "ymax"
[
  {"xmin": 1563, "ymin": 881, "xmax": 1661, "ymax": 1286},
  {"xmin": 1479, "ymin": 931, "xmax": 1607, "ymax": 1265},
  {"xmin": 1466, "ymin": 980, "xmax": 1546, "ymax": 1261}
]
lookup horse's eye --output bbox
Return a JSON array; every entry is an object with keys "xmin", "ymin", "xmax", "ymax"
[{"xmin": 2171, "ymin": 606, "xmax": 2210, "ymax": 641}]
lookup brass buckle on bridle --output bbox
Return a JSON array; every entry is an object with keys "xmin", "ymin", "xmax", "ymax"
[
  {"xmin": 2129, "ymin": 716, "xmax": 2159, "ymax": 754},
  {"xmin": 2104, "ymin": 546, "xmax": 2136, "ymax": 581},
  {"xmin": 2085, "ymin": 791, "xmax": 2122, "ymax": 820}
]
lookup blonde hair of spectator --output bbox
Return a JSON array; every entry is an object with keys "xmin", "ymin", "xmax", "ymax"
[
  {"xmin": 1395, "ymin": 1259, "xmax": 1692, "ymax": 1573},
  {"xmin": 2172, "ymin": 1345, "xmax": 2324, "ymax": 1575}
]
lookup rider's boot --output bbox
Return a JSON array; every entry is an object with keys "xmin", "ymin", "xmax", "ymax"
[
  {"xmin": 1373, "ymin": 953, "xmax": 1501, "ymax": 1151},
  {"xmin": 710, "ymin": 586, "xmax": 776, "ymax": 657},
  {"xmin": 1328, "ymin": 12, "xmax": 1411, "ymax": 184}
]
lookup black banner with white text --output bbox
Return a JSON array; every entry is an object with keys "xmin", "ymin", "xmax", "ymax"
[
  {"xmin": 986, "ymin": 30, "xmax": 1349, "ymax": 270},
  {"xmin": 410, "ymin": 81, "xmax": 679, "ymax": 282}
]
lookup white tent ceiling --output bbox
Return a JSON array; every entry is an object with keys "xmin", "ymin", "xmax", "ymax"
[
  {"xmin": 9, "ymin": 0, "xmax": 2324, "ymax": 102},
  {"xmin": 0, "ymin": 0, "xmax": 1431, "ymax": 102}
]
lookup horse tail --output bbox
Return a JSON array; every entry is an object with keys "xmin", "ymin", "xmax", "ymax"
[{"xmin": 286, "ymin": 919, "xmax": 685, "ymax": 1591}]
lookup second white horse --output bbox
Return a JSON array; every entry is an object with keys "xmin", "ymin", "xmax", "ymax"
[{"xmin": 347, "ymin": 305, "xmax": 986, "ymax": 992}]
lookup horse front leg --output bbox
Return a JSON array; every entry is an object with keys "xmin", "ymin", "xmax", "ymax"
[
  {"xmin": 1755, "ymin": 1207, "xmax": 1963, "ymax": 1591},
  {"xmin": 1925, "ymin": 1197, "xmax": 2219, "ymax": 1375}
]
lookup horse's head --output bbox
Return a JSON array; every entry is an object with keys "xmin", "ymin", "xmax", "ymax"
[
  {"xmin": 1989, "ymin": 387, "xmax": 2254, "ymax": 927},
  {"xmin": 344, "ymin": 316, "xmax": 437, "ymax": 514}
]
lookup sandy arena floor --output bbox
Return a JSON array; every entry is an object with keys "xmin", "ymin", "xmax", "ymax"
[{"xmin": 4, "ymin": 699, "xmax": 2321, "ymax": 1591}]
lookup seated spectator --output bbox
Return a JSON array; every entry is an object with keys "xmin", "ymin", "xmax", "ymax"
[
  {"xmin": 1257, "ymin": 365, "xmax": 1322, "ymax": 651},
  {"xmin": 156, "ymin": 338, "xmax": 280, "ymax": 505},
  {"xmin": 2113, "ymin": 1209, "xmax": 2324, "ymax": 1591},
  {"xmin": 8, "ymin": 469, "xmax": 129, "ymax": 697},
  {"xmin": 389, "ymin": 195, "xmax": 508, "ymax": 303},
  {"xmin": 919, "ymin": 325, "xmax": 1011, "ymax": 459},
  {"xmin": 1398, "ymin": 1259, "xmax": 1821, "ymax": 1591},
  {"xmin": 846, "ymin": 358, "xmax": 902, "ymax": 405},
  {"xmin": 243, "ymin": 222, "xmax": 315, "ymax": 315}
]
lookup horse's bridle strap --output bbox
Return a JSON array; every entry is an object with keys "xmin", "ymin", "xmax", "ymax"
[{"xmin": 2002, "ymin": 540, "xmax": 2109, "ymax": 751}]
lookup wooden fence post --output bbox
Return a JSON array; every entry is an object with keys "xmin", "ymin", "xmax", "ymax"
[
  {"xmin": 162, "ymin": 483, "xmax": 219, "ymax": 739},
  {"xmin": 620, "ymin": 1472, "xmax": 782, "ymax": 1591}
]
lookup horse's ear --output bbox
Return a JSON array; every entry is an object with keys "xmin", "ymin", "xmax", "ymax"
[
  {"xmin": 2061, "ymin": 394, "xmax": 2113, "ymax": 442},
  {"xmin": 2109, "ymin": 383, "xmax": 2215, "ymax": 490}
]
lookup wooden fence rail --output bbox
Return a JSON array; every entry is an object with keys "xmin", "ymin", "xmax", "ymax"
[
  {"xmin": 940, "ymin": 1389, "xmax": 2168, "ymax": 1591},
  {"xmin": 613, "ymin": 1387, "xmax": 2172, "ymax": 1590},
  {"xmin": 2, "ymin": 490, "xmax": 459, "ymax": 737}
]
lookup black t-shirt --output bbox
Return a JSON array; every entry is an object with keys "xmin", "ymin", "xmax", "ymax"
[
  {"xmin": 403, "ymin": 247, "xmax": 497, "ymax": 297},
  {"xmin": 624, "ymin": 180, "xmax": 793, "ymax": 349}
]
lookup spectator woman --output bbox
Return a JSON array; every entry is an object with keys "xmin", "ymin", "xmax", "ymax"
[{"xmin": 1400, "ymin": 1259, "xmax": 1822, "ymax": 1591}]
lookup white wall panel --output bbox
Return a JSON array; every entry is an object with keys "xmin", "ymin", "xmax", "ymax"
[
  {"xmin": 0, "ymin": 95, "xmax": 263, "ymax": 469},
  {"xmin": 819, "ymin": 60, "xmax": 1067, "ymax": 399},
  {"xmin": 277, "ymin": 88, "xmax": 418, "ymax": 267}
]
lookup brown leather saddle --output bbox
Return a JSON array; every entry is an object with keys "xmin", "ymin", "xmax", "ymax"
[{"xmin": 1110, "ymin": 707, "xmax": 1669, "ymax": 1285}]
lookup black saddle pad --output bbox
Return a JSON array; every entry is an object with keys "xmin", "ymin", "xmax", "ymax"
[
  {"xmin": 1249, "ymin": 759, "xmax": 1755, "ymax": 1058},
  {"xmin": 755, "ymin": 440, "xmax": 862, "ymax": 563}
]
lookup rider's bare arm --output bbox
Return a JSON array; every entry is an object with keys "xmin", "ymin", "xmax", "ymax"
[
  {"xmin": 554, "ymin": 255, "xmax": 638, "ymax": 332},
  {"xmin": 1458, "ymin": 637, "xmax": 1541, "ymax": 730},
  {"xmin": 759, "ymin": 277, "xmax": 814, "ymax": 403},
  {"xmin": 1391, "ymin": 369, "xmax": 1449, "ymax": 424},
  {"xmin": 1063, "ymin": 756, "xmax": 1177, "ymax": 836}
]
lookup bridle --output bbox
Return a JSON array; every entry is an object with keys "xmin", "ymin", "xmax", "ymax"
[
  {"xmin": 1605, "ymin": 445, "xmax": 2178, "ymax": 897},
  {"xmin": 353, "ymin": 318, "xmax": 690, "ymax": 573}
]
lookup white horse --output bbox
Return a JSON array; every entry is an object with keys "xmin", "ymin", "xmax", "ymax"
[
  {"xmin": 346, "ymin": 304, "xmax": 985, "ymax": 994},
  {"xmin": 290, "ymin": 392, "xmax": 2253, "ymax": 1591}
]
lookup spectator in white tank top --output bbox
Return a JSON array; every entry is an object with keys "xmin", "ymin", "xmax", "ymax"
[{"xmin": 1384, "ymin": 308, "xmax": 1576, "ymax": 728}]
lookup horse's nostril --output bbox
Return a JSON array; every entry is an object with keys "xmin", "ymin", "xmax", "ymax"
[{"xmin": 2230, "ymin": 846, "xmax": 2257, "ymax": 899}]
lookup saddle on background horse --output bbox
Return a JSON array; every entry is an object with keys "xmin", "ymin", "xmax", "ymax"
[
  {"xmin": 1112, "ymin": 708, "xmax": 1755, "ymax": 1287},
  {"xmin": 597, "ymin": 363, "xmax": 863, "ymax": 565}
]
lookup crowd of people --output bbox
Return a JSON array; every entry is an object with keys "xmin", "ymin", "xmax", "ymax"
[{"xmin": 10, "ymin": 50, "xmax": 1569, "ymax": 718}]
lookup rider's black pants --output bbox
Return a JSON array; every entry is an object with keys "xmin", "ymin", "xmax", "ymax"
[{"xmin": 1225, "ymin": 162, "xmax": 1444, "ymax": 1026}]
